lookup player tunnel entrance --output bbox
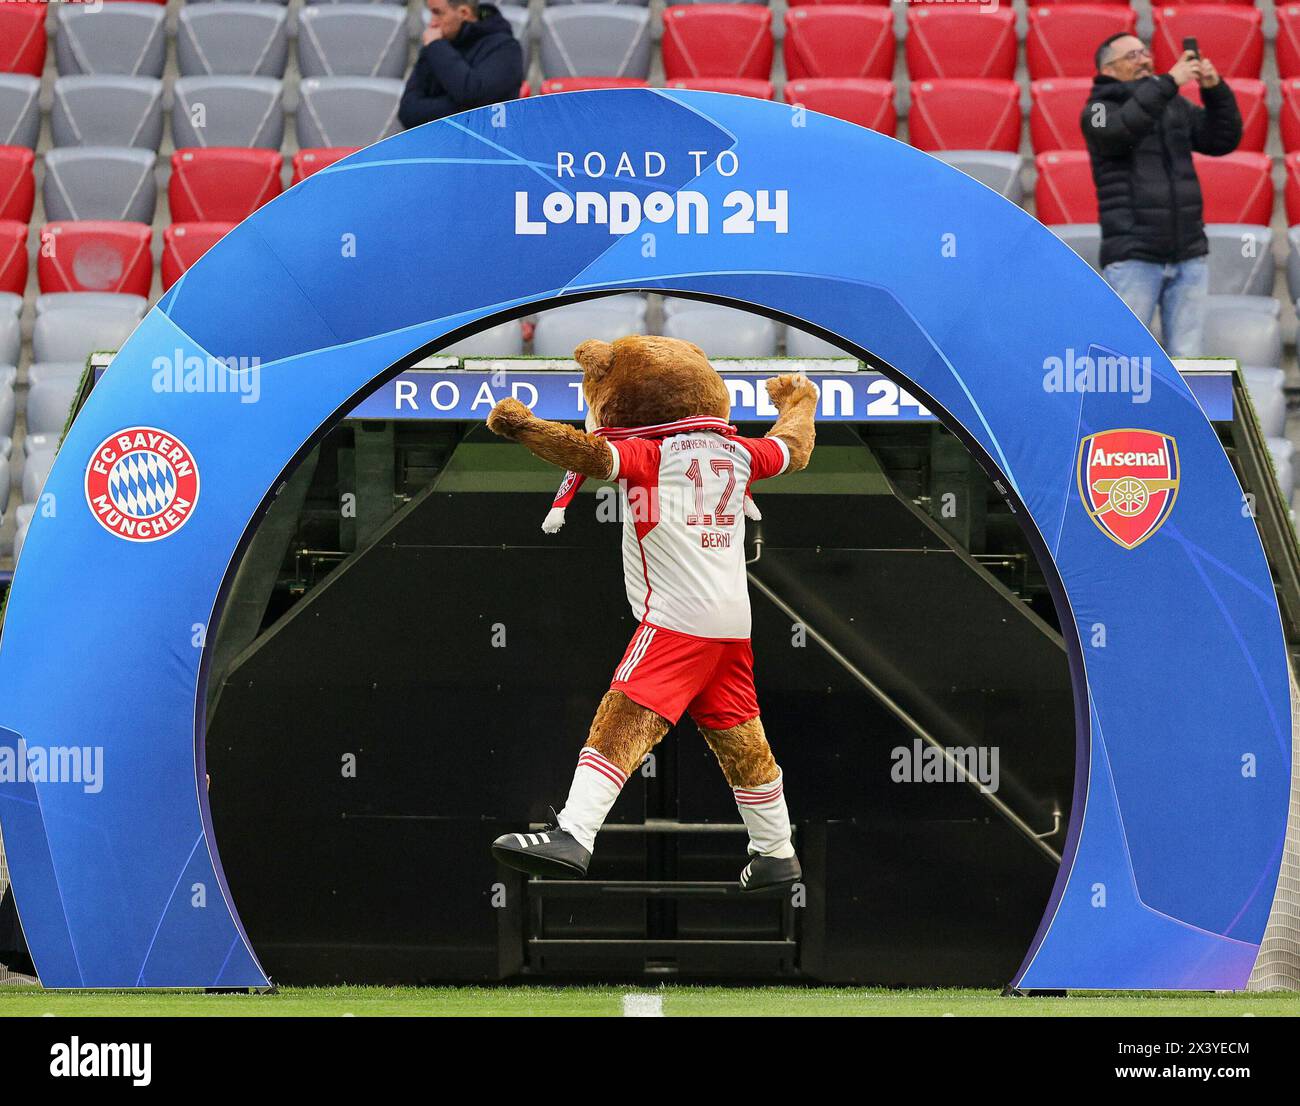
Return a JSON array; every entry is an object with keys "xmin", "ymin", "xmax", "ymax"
[{"xmin": 201, "ymin": 290, "xmax": 1077, "ymax": 986}]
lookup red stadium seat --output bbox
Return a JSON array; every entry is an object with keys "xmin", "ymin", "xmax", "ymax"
[
  {"xmin": 0, "ymin": 146, "xmax": 35, "ymax": 224},
  {"xmin": 1026, "ymin": 0, "xmax": 1130, "ymax": 4},
  {"xmin": 1029, "ymin": 78, "xmax": 1092, "ymax": 153},
  {"xmin": 38, "ymin": 221, "xmax": 153, "ymax": 297},
  {"xmin": 1194, "ymin": 151, "xmax": 1273, "ymax": 224},
  {"xmin": 0, "ymin": 220, "xmax": 27, "ymax": 296},
  {"xmin": 788, "ymin": 0, "xmax": 889, "ymax": 5},
  {"xmin": 1034, "ymin": 150, "xmax": 1097, "ymax": 224},
  {"xmin": 519, "ymin": 81, "xmax": 530, "ymax": 98},
  {"xmin": 665, "ymin": 78, "xmax": 774, "ymax": 98},
  {"xmin": 1281, "ymin": 80, "xmax": 1300, "ymax": 152},
  {"xmin": 1027, "ymin": 5, "xmax": 1137, "ymax": 80},
  {"xmin": 1285, "ymin": 152, "xmax": 1300, "ymax": 224},
  {"xmin": 541, "ymin": 78, "xmax": 650, "ymax": 94},
  {"xmin": 1279, "ymin": 6, "xmax": 1300, "ymax": 80},
  {"xmin": 908, "ymin": 79, "xmax": 1021, "ymax": 152},
  {"xmin": 162, "ymin": 222, "xmax": 236, "ymax": 291},
  {"xmin": 783, "ymin": 7, "xmax": 894, "ymax": 81},
  {"xmin": 1151, "ymin": 6, "xmax": 1263, "ymax": 79},
  {"xmin": 1181, "ymin": 77, "xmax": 1264, "ymax": 152},
  {"xmin": 661, "ymin": 5, "xmax": 774, "ymax": 81},
  {"xmin": 906, "ymin": 7, "xmax": 1017, "ymax": 81},
  {"xmin": 783, "ymin": 78, "xmax": 896, "ymax": 134},
  {"xmin": 169, "ymin": 149, "xmax": 283, "ymax": 224},
  {"xmin": 290, "ymin": 147, "xmax": 360, "ymax": 185},
  {"xmin": 0, "ymin": 4, "xmax": 46, "ymax": 78}
]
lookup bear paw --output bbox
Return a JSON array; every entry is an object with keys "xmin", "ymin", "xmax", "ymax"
[
  {"xmin": 766, "ymin": 372, "xmax": 818, "ymax": 412},
  {"xmin": 487, "ymin": 396, "xmax": 534, "ymax": 439}
]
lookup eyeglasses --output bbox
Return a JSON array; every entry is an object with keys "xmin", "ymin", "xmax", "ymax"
[{"xmin": 1108, "ymin": 46, "xmax": 1153, "ymax": 64}]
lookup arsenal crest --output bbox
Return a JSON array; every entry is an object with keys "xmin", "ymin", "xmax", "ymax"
[
  {"xmin": 1077, "ymin": 428, "xmax": 1179, "ymax": 549},
  {"xmin": 85, "ymin": 427, "xmax": 200, "ymax": 542}
]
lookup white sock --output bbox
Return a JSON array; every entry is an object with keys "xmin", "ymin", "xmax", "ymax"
[
  {"xmin": 556, "ymin": 747, "xmax": 628, "ymax": 853},
  {"xmin": 734, "ymin": 770, "xmax": 795, "ymax": 859}
]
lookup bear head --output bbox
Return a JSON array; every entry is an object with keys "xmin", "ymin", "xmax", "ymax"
[{"xmin": 574, "ymin": 334, "xmax": 730, "ymax": 430}]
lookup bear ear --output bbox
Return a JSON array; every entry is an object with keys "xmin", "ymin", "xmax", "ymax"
[{"xmin": 573, "ymin": 339, "xmax": 614, "ymax": 380}]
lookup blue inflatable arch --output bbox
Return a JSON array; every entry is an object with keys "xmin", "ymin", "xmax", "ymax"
[{"xmin": 0, "ymin": 89, "xmax": 1289, "ymax": 989}]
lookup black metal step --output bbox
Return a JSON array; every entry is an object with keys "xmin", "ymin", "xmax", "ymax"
[
  {"xmin": 529, "ymin": 880, "xmax": 746, "ymax": 898},
  {"xmin": 530, "ymin": 820, "xmax": 748, "ymax": 835},
  {"xmin": 528, "ymin": 939, "xmax": 796, "ymax": 956}
]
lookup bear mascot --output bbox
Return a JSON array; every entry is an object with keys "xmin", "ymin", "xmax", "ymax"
[{"xmin": 485, "ymin": 334, "xmax": 818, "ymax": 892}]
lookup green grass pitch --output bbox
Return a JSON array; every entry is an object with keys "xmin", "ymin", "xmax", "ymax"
[{"xmin": 1, "ymin": 985, "xmax": 1298, "ymax": 1017}]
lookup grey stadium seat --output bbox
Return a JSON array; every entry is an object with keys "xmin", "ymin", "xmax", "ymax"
[
  {"xmin": 172, "ymin": 77, "xmax": 285, "ymax": 149},
  {"xmin": 0, "ymin": 366, "xmax": 15, "ymax": 438},
  {"xmin": 1050, "ymin": 224, "xmax": 1101, "ymax": 272},
  {"xmin": 1267, "ymin": 438, "xmax": 1295, "ymax": 503},
  {"xmin": 0, "ymin": 455, "xmax": 8, "ymax": 520},
  {"xmin": 14, "ymin": 504, "xmax": 35, "ymax": 562},
  {"xmin": 502, "ymin": 5, "xmax": 531, "ymax": 43},
  {"xmin": 932, "ymin": 151, "xmax": 1025, "ymax": 206},
  {"xmin": 42, "ymin": 147, "xmax": 158, "ymax": 223},
  {"xmin": 22, "ymin": 448, "xmax": 56, "ymax": 506},
  {"xmin": 56, "ymin": 3, "xmax": 167, "ymax": 78},
  {"xmin": 33, "ymin": 305, "xmax": 142, "ymax": 364},
  {"xmin": 1242, "ymin": 366, "xmax": 1286, "ymax": 439},
  {"xmin": 305, "ymin": 0, "xmax": 404, "ymax": 4},
  {"xmin": 26, "ymin": 375, "xmax": 81, "ymax": 437},
  {"xmin": 539, "ymin": 7, "xmax": 653, "ymax": 79},
  {"xmin": 664, "ymin": 304, "xmax": 779, "ymax": 357},
  {"xmin": 28, "ymin": 362, "xmax": 86, "ymax": 383},
  {"xmin": 177, "ymin": 4, "xmax": 290, "ymax": 78},
  {"xmin": 51, "ymin": 76, "xmax": 165, "ymax": 149},
  {"xmin": 1202, "ymin": 295, "xmax": 1282, "ymax": 367},
  {"xmin": 298, "ymin": 6, "xmax": 409, "ymax": 78},
  {"xmin": 1283, "ymin": 226, "xmax": 1300, "ymax": 304},
  {"xmin": 531, "ymin": 297, "xmax": 649, "ymax": 356},
  {"xmin": 36, "ymin": 292, "xmax": 148, "ymax": 318},
  {"xmin": 24, "ymin": 434, "xmax": 55, "ymax": 458},
  {"xmin": 549, "ymin": 0, "xmax": 649, "ymax": 6},
  {"xmin": 0, "ymin": 75, "xmax": 42, "ymax": 149},
  {"xmin": 439, "ymin": 319, "xmax": 525, "ymax": 357},
  {"xmin": 786, "ymin": 327, "xmax": 856, "ymax": 359},
  {"xmin": 0, "ymin": 292, "xmax": 20, "ymax": 316},
  {"xmin": 296, "ymin": 78, "xmax": 402, "ymax": 148},
  {"xmin": 1205, "ymin": 225, "xmax": 1273, "ymax": 296},
  {"xmin": 0, "ymin": 313, "xmax": 18, "ymax": 369}
]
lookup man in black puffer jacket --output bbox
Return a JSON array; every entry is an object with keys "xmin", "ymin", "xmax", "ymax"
[
  {"xmin": 399, "ymin": 0, "xmax": 523, "ymax": 128},
  {"xmin": 1081, "ymin": 34, "xmax": 1241, "ymax": 357}
]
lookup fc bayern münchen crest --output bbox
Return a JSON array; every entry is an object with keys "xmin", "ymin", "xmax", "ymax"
[
  {"xmin": 84, "ymin": 427, "xmax": 200, "ymax": 542},
  {"xmin": 1077, "ymin": 428, "xmax": 1179, "ymax": 550}
]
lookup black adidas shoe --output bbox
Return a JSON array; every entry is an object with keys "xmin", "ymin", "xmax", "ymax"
[
  {"xmin": 739, "ymin": 852, "xmax": 802, "ymax": 894},
  {"xmin": 491, "ymin": 809, "xmax": 591, "ymax": 878}
]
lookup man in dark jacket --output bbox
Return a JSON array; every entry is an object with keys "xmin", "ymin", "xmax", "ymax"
[
  {"xmin": 399, "ymin": 0, "xmax": 523, "ymax": 128},
  {"xmin": 1081, "ymin": 35, "xmax": 1241, "ymax": 357}
]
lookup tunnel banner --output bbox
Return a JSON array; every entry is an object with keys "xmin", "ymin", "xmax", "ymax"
[{"xmin": 0, "ymin": 89, "xmax": 1289, "ymax": 989}]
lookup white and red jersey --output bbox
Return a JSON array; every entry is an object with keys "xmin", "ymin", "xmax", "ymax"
[{"xmin": 607, "ymin": 421, "xmax": 790, "ymax": 640}]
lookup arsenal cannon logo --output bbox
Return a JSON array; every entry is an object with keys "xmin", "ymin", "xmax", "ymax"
[{"xmin": 1077, "ymin": 428, "xmax": 1180, "ymax": 550}]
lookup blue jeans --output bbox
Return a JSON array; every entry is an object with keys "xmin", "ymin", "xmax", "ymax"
[{"xmin": 1101, "ymin": 257, "xmax": 1208, "ymax": 358}]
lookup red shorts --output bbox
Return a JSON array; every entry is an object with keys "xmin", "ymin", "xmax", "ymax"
[{"xmin": 610, "ymin": 622, "xmax": 760, "ymax": 731}]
